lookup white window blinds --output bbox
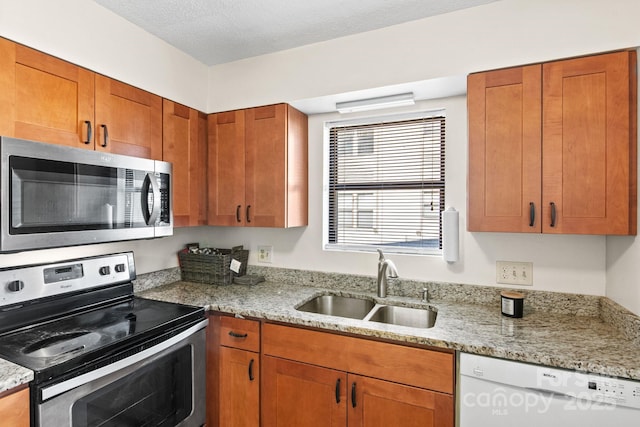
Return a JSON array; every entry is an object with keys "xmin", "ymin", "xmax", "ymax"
[{"xmin": 326, "ymin": 112, "xmax": 445, "ymax": 254}]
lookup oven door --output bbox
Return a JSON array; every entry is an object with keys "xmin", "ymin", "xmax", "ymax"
[
  {"xmin": 0, "ymin": 136, "xmax": 172, "ymax": 252},
  {"xmin": 36, "ymin": 321, "xmax": 206, "ymax": 427}
]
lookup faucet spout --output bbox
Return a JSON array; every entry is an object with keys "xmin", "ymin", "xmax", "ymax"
[{"xmin": 376, "ymin": 249, "xmax": 398, "ymax": 298}]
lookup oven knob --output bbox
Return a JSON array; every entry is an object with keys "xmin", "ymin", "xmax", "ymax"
[
  {"xmin": 99, "ymin": 266, "xmax": 111, "ymax": 276},
  {"xmin": 7, "ymin": 280, "xmax": 24, "ymax": 292},
  {"xmin": 115, "ymin": 263, "xmax": 126, "ymax": 273}
]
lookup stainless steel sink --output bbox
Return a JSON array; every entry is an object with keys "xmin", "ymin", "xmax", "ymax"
[
  {"xmin": 296, "ymin": 295, "xmax": 376, "ymax": 320},
  {"xmin": 367, "ymin": 305, "xmax": 437, "ymax": 328}
]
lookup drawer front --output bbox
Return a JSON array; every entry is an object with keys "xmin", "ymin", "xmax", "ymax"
[
  {"xmin": 263, "ymin": 323, "xmax": 454, "ymax": 394},
  {"xmin": 219, "ymin": 316, "xmax": 260, "ymax": 352}
]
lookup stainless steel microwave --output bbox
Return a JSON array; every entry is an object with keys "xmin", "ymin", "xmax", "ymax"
[{"xmin": 0, "ymin": 136, "xmax": 172, "ymax": 252}]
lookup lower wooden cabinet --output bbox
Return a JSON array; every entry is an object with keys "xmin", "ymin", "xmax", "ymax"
[
  {"xmin": 262, "ymin": 356, "xmax": 347, "ymax": 427},
  {"xmin": 262, "ymin": 323, "xmax": 454, "ymax": 427},
  {"xmin": 220, "ymin": 346, "xmax": 260, "ymax": 427},
  {"xmin": 208, "ymin": 313, "xmax": 261, "ymax": 427},
  {"xmin": 208, "ymin": 315, "xmax": 455, "ymax": 427},
  {"xmin": 0, "ymin": 386, "xmax": 30, "ymax": 427}
]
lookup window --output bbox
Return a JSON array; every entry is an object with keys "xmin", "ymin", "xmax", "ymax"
[{"xmin": 325, "ymin": 111, "xmax": 445, "ymax": 254}]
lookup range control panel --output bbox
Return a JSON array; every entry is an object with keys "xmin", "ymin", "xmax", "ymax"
[{"xmin": 0, "ymin": 252, "xmax": 135, "ymax": 308}]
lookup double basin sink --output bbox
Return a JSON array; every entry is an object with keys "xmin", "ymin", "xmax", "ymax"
[{"xmin": 296, "ymin": 294, "xmax": 437, "ymax": 329}]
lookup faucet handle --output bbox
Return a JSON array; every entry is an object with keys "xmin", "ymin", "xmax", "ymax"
[
  {"xmin": 376, "ymin": 248, "xmax": 385, "ymax": 261},
  {"xmin": 421, "ymin": 288, "xmax": 429, "ymax": 302}
]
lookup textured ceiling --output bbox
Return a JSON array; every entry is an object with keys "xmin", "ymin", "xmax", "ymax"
[{"xmin": 93, "ymin": 0, "xmax": 499, "ymax": 66}]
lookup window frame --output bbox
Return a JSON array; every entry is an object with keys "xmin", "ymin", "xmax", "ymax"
[{"xmin": 323, "ymin": 109, "xmax": 446, "ymax": 255}]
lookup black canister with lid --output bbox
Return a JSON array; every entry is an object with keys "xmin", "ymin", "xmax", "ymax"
[{"xmin": 501, "ymin": 291, "xmax": 524, "ymax": 318}]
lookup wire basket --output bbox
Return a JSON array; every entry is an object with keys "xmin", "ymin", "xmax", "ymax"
[{"xmin": 179, "ymin": 245, "xmax": 249, "ymax": 285}]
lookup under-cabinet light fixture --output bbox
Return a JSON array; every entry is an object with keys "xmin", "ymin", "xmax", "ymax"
[{"xmin": 336, "ymin": 92, "xmax": 415, "ymax": 113}]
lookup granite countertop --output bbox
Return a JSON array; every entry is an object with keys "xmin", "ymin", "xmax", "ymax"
[
  {"xmin": 138, "ymin": 279, "xmax": 640, "ymax": 381},
  {"xmin": 0, "ymin": 359, "xmax": 33, "ymax": 394}
]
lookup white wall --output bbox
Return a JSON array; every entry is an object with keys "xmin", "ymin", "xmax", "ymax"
[
  {"xmin": 1, "ymin": 0, "xmax": 639, "ymax": 308},
  {"xmin": 207, "ymin": 0, "xmax": 640, "ymax": 112},
  {"xmin": 0, "ymin": 0, "xmax": 209, "ymax": 111},
  {"xmin": 203, "ymin": 96, "xmax": 606, "ymax": 294}
]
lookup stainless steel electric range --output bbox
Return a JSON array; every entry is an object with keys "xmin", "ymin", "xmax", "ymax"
[{"xmin": 0, "ymin": 252, "xmax": 207, "ymax": 427}]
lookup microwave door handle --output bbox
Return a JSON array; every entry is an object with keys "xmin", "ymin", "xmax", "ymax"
[{"xmin": 141, "ymin": 173, "xmax": 161, "ymax": 225}]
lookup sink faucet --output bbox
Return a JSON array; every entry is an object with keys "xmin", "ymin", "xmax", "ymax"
[{"xmin": 376, "ymin": 249, "xmax": 398, "ymax": 298}]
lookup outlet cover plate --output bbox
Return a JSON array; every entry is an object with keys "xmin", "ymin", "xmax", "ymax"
[
  {"xmin": 257, "ymin": 245, "xmax": 273, "ymax": 263},
  {"xmin": 496, "ymin": 261, "xmax": 533, "ymax": 286}
]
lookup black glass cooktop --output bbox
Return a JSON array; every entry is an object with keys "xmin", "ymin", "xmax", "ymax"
[{"xmin": 0, "ymin": 296, "xmax": 204, "ymax": 382}]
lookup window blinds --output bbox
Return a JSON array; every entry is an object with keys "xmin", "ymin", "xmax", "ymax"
[{"xmin": 327, "ymin": 114, "xmax": 445, "ymax": 253}]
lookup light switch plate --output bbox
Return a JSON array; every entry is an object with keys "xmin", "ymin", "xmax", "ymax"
[{"xmin": 496, "ymin": 261, "xmax": 533, "ymax": 286}]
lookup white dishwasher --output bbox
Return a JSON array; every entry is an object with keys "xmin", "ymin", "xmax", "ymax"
[{"xmin": 458, "ymin": 353, "xmax": 640, "ymax": 426}]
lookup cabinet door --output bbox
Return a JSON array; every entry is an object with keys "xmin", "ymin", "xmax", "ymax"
[
  {"xmin": 467, "ymin": 65, "xmax": 542, "ymax": 232},
  {"xmin": 0, "ymin": 387, "xmax": 30, "ymax": 427},
  {"xmin": 163, "ymin": 100, "xmax": 207, "ymax": 227},
  {"xmin": 208, "ymin": 110, "xmax": 246, "ymax": 226},
  {"xmin": 0, "ymin": 38, "xmax": 95, "ymax": 148},
  {"xmin": 348, "ymin": 374, "xmax": 453, "ymax": 427},
  {"xmin": 244, "ymin": 104, "xmax": 287, "ymax": 227},
  {"xmin": 543, "ymin": 51, "xmax": 637, "ymax": 235},
  {"xmin": 95, "ymin": 75, "xmax": 162, "ymax": 159},
  {"xmin": 262, "ymin": 356, "xmax": 347, "ymax": 427},
  {"xmin": 220, "ymin": 347, "xmax": 259, "ymax": 427}
]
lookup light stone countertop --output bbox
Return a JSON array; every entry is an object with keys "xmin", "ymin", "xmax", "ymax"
[
  {"xmin": 0, "ymin": 358, "xmax": 33, "ymax": 394},
  {"xmin": 138, "ymin": 279, "xmax": 640, "ymax": 381}
]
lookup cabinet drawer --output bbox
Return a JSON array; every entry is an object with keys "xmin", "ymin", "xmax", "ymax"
[
  {"xmin": 219, "ymin": 316, "xmax": 260, "ymax": 352},
  {"xmin": 263, "ymin": 323, "xmax": 454, "ymax": 394}
]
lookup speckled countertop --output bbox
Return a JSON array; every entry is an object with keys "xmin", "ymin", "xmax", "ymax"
[
  {"xmin": 0, "ymin": 359, "xmax": 33, "ymax": 393},
  {"xmin": 138, "ymin": 277, "xmax": 640, "ymax": 381}
]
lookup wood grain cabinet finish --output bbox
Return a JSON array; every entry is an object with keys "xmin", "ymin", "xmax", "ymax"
[
  {"xmin": 208, "ymin": 103, "xmax": 308, "ymax": 228},
  {"xmin": 0, "ymin": 38, "xmax": 95, "ymax": 149},
  {"xmin": 94, "ymin": 75, "xmax": 162, "ymax": 159},
  {"xmin": 163, "ymin": 99, "xmax": 208, "ymax": 227},
  {"xmin": 208, "ymin": 314, "xmax": 260, "ymax": 427},
  {"xmin": 0, "ymin": 387, "xmax": 30, "ymax": 427},
  {"xmin": 468, "ymin": 50, "xmax": 637, "ymax": 235},
  {"xmin": 0, "ymin": 38, "xmax": 163, "ymax": 159},
  {"xmin": 261, "ymin": 323, "xmax": 454, "ymax": 427}
]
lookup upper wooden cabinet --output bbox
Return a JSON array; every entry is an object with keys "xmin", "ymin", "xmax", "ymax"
[
  {"xmin": 208, "ymin": 103, "xmax": 308, "ymax": 228},
  {"xmin": 468, "ymin": 51, "xmax": 637, "ymax": 235},
  {"xmin": 163, "ymin": 99, "xmax": 208, "ymax": 227},
  {"xmin": 95, "ymin": 75, "xmax": 162, "ymax": 159},
  {"xmin": 0, "ymin": 38, "xmax": 162, "ymax": 159}
]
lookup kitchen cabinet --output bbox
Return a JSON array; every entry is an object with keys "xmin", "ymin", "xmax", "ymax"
[
  {"xmin": 208, "ymin": 103, "xmax": 308, "ymax": 228},
  {"xmin": 207, "ymin": 314, "xmax": 260, "ymax": 427},
  {"xmin": 262, "ymin": 323, "xmax": 454, "ymax": 427},
  {"xmin": 0, "ymin": 386, "xmax": 29, "ymax": 427},
  {"xmin": 0, "ymin": 37, "xmax": 163, "ymax": 160},
  {"xmin": 163, "ymin": 100, "xmax": 208, "ymax": 227},
  {"xmin": 468, "ymin": 50, "xmax": 637, "ymax": 235}
]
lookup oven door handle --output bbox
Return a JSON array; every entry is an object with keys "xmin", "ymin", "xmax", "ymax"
[
  {"xmin": 141, "ymin": 172, "xmax": 161, "ymax": 225},
  {"xmin": 40, "ymin": 319, "xmax": 208, "ymax": 402}
]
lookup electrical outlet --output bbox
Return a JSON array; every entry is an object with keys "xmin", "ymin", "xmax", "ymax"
[
  {"xmin": 496, "ymin": 261, "xmax": 533, "ymax": 286},
  {"xmin": 257, "ymin": 245, "xmax": 273, "ymax": 263}
]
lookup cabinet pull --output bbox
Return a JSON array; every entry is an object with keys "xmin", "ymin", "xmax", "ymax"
[
  {"xmin": 550, "ymin": 202, "xmax": 556, "ymax": 227},
  {"xmin": 335, "ymin": 378, "xmax": 341, "ymax": 404},
  {"xmin": 246, "ymin": 205, "xmax": 251, "ymax": 223},
  {"xmin": 351, "ymin": 382, "xmax": 357, "ymax": 408},
  {"xmin": 84, "ymin": 121, "xmax": 92, "ymax": 145},
  {"xmin": 529, "ymin": 202, "xmax": 535, "ymax": 227},
  {"xmin": 228, "ymin": 331, "xmax": 248, "ymax": 339},
  {"xmin": 236, "ymin": 205, "xmax": 242, "ymax": 223},
  {"xmin": 100, "ymin": 124, "xmax": 108, "ymax": 147},
  {"xmin": 248, "ymin": 359, "xmax": 255, "ymax": 381}
]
